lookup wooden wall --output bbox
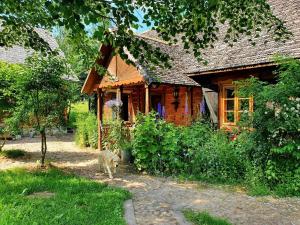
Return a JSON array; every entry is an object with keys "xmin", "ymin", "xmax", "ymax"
[{"xmin": 101, "ymin": 84, "xmax": 203, "ymax": 126}]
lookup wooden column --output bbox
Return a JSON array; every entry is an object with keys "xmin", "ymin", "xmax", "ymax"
[
  {"xmin": 116, "ymin": 87, "xmax": 122, "ymax": 119},
  {"xmin": 145, "ymin": 84, "xmax": 150, "ymax": 114},
  {"xmin": 116, "ymin": 87, "xmax": 121, "ymax": 101},
  {"xmin": 97, "ymin": 88, "xmax": 103, "ymax": 151}
]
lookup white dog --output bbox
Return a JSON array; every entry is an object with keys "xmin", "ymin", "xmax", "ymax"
[{"xmin": 98, "ymin": 150, "xmax": 120, "ymax": 179}]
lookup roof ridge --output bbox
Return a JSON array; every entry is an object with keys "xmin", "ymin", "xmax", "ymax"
[{"xmin": 136, "ymin": 33, "xmax": 178, "ymax": 46}]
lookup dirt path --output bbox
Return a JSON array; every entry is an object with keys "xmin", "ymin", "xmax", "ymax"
[{"xmin": 1, "ymin": 134, "xmax": 300, "ymax": 225}]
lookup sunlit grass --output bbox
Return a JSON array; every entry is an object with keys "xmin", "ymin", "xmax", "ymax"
[{"xmin": 0, "ymin": 168, "xmax": 130, "ymax": 225}]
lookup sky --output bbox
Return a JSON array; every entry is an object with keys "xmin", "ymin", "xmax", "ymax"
[
  {"xmin": 133, "ymin": 9, "xmax": 152, "ymax": 33},
  {"xmin": 52, "ymin": 9, "xmax": 152, "ymax": 37}
]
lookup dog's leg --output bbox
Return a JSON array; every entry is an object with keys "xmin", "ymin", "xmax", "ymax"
[{"xmin": 105, "ymin": 164, "xmax": 113, "ymax": 179}]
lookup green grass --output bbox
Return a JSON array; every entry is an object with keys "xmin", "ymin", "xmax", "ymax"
[
  {"xmin": 0, "ymin": 168, "xmax": 131, "ymax": 225},
  {"xmin": 183, "ymin": 210, "xmax": 233, "ymax": 225},
  {"xmin": 0, "ymin": 149, "xmax": 26, "ymax": 159},
  {"xmin": 68, "ymin": 101, "xmax": 89, "ymax": 128},
  {"xmin": 72, "ymin": 101, "xmax": 89, "ymax": 113}
]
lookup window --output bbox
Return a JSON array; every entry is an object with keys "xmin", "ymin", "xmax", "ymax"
[{"xmin": 221, "ymin": 85, "xmax": 253, "ymax": 127}]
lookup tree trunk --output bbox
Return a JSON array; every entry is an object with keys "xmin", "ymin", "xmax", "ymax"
[
  {"xmin": 0, "ymin": 135, "xmax": 7, "ymax": 152},
  {"xmin": 40, "ymin": 131, "xmax": 47, "ymax": 167}
]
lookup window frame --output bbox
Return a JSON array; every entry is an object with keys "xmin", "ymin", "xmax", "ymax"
[{"xmin": 221, "ymin": 84, "xmax": 253, "ymax": 128}]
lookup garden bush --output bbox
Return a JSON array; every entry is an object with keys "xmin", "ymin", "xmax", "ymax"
[
  {"xmin": 236, "ymin": 57, "xmax": 300, "ymax": 196},
  {"xmin": 132, "ymin": 112, "xmax": 182, "ymax": 174},
  {"xmin": 103, "ymin": 119, "xmax": 131, "ymax": 155},
  {"xmin": 192, "ymin": 131, "xmax": 248, "ymax": 182},
  {"xmin": 75, "ymin": 112, "xmax": 98, "ymax": 148},
  {"xmin": 132, "ymin": 113, "xmax": 249, "ymax": 180}
]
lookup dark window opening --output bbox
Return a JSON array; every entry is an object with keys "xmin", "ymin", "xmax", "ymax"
[{"xmin": 121, "ymin": 94, "xmax": 129, "ymax": 121}]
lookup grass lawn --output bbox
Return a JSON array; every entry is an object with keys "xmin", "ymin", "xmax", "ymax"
[
  {"xmin": 183, "ymin": 210, "xmax": 232, "ymax": 225},
  {"xmin": 0, "ymin": 168, "xmax": 130, "ymax": 225},
  {"xmin": 68, "ymin": 101, "xmax": 89, "ymax": 128}
]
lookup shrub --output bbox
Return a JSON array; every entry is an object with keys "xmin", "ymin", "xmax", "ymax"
[
  {"xmin": 236, "ymin": 56, "xmax": 300, "ymax": 196},
  {"xmin": 75, "ymin": 112, "xmax": 98, "ymax": 149},
  {"xmin": 179, "ymin": 121, "xmax": 213, "ymax": 173},
  {"xmin": 103, "ymin": 119, "xmax": 130, "ymax": 155},
  {"xmin": 132, "ymin": 112, "xmax": 182, "ymax": 174},
  {"xmin": 192, "ymin": 131, "xmax": 248, "ymax": 182},
  {"xmin": 132, "ymin": 113, "xmax": 249, "ymax": 180}
]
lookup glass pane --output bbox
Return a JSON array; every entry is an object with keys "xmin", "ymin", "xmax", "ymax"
[
  {"xmin": 225, "ymin": 99, "xmax": 234, "ymax": 111},
  {"xmin": 239, "ymin": 99, "xmax": 250, "ymax": 111},
  {"xmin": 225, "ymin": 111, "xmax": 235, "ymax": 123},
  {"xmin": 225, "ymin": 87, "xmax": 235, "ymax": 98}
]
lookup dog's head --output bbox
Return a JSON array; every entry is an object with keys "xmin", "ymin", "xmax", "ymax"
[{"xmin": 111, "ymin": 155, "xmax": 120, "ymax": 168}]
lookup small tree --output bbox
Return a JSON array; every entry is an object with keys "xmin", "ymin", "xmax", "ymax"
[{"xmin": 7, "ymin": 54, "xmax": 69, "ymax": 166}]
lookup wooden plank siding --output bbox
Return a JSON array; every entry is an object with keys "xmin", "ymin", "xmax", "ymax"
[{"xmin": 101, "ymin": 84, "xmax": 202, "ymax": 126}]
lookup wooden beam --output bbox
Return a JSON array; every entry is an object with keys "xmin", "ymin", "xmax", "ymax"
[
  {"xmin": 145, "ymin": 84, "xmax": 150, "ymax": 114},
  {"xmin": 97, "ymin": 88, "xmax": 103, "ymax": 151}
]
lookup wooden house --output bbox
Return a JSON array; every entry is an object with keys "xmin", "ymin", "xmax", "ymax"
[
  {"xmin": 82, "ymin": 0, "xmax": 300, "ymax": 149},
  {"xmin": 81, "ymin": 42, "xmax": 203, "ymax": 125}
]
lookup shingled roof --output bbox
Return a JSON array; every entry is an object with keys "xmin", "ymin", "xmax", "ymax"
[
  {"xmin": 0, "ymin": 28, "xmax": 78, "ymax": 81},
  {"xmin": 0, "ymin": 28, "xmax": 59, "ymax": 64},
  {"xmin": 136, "ymin": 34, "xmax": 200, "ymax": 86},
  {"xmin": 140, "ymin": 0, "xmax": 300, "ymax": 76}
]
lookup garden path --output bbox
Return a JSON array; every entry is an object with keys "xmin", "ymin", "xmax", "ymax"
[{"xmin": 1, "ymin": 134, "xmax": 300, "ymax": 225}]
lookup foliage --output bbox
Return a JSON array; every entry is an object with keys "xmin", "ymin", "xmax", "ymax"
[
  {"xmin": 132, "ymin": 113, "xmax": 249, "ymax": 181},
  {"xmin": 0, "ymin": 168, "xmax": 130, "ymax": 225},
  {"xmin": 103, "ymin": 119, "xmax": 130, "ymax": 155},
  {"xmin": 132, "ymin": 112, "xmax": 182, "ymax": 174},
  {"xmin": 0, "ymin": 149, "xmax": 26, "ymax": 159},
  {"xmin": 0, "ymin": 61, "xmax": 25, "ymax": 116},
  {"xmin": 75, "ymin": 112, "xmax": 98, "ymax": 149},
  {"xmin": 55, "ymin": 28, "xmax": 99, "ymax": 80},
  {"xmin": 183, "ymin": 210, "xmax": 232, "ymax": 225},
  {"xmin": 235, "ymin": 57, "xmax": 300, "ymax": 196},
  {"xmin": 192, "ymin": 131, "xmax": 248, "ymax": 182},
  {"xmin": 0, "ymin": 0, "xmax": 291, "ymax": 70},
  {"xmin": 178, "ymin": 121, "xmax": 213, "ymax": 173},
  {"xmin": 5, "ymin": 54, "xmax": 70, "ymax": 166}
]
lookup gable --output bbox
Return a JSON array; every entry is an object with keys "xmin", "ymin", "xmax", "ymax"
[{"xmin": 99, "ymin": 54, "xmax": 145, "ymax": 88}]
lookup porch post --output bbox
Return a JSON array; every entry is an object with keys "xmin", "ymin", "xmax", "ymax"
[
  {"xmin": 116, "ymin": 87, "xmax": 121, "ymax": 101},
  {"xmin": 116, "ymin": 87, "xmax": 121, "ymax": 119},
  {"xmin": 145, "ymin": 84, "xmax": 150, "ymax": 114},
  {"xmin": 97, "ymin": 88, "xmax": 103, "ymax": 151}
]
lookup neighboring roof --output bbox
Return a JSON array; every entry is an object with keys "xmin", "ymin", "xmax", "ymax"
[
  {"xmin": 0, "ymin": 28, "xmax": 78, "ymax": 82},
  {"xmin": 0, "ymin": 28, "xmax": 59, "ymax": 64}
]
